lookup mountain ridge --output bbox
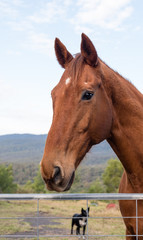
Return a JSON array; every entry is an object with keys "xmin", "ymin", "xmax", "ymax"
[{"xmin": 0, "ymin": 134, "xmax": 116, "ymax": 165}]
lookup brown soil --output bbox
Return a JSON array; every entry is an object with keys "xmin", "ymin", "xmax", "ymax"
[{"xmin": 14, "ymin": 211, "xmax": 70, "ymax": 238}]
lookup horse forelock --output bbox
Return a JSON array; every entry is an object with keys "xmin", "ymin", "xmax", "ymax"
[{"xmin": 68, "ymin": 53, "xmax": 85, "ymax": 84}]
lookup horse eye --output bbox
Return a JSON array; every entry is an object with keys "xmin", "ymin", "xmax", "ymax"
[{"xmin": 81, "ymin": 91, "xmax": 94, "ymax": 101}]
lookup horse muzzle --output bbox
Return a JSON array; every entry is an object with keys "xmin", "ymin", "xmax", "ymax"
[{"xmin": 41, "ymin": 164, "xmax": 75, "ymax": 192}]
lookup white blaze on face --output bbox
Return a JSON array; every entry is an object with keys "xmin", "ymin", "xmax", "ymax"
[{"xmin": 65, "ymin": 77, "xmax": 71, "ymax": 85}]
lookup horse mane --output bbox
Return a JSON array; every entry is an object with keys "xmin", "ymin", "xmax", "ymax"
[{"xmin": 101, "ymin": 59, "xmax": 143, "ymax": 98}]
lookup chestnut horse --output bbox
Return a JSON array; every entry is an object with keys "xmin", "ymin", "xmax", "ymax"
[{"xmin": 41, "ymin": 33, "xmax": 143, "ymax": 239}]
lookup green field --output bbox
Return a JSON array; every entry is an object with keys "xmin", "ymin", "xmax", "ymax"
[{"xmin": 0, "ymin": 199, "xmax": 126, "ymax": 240}]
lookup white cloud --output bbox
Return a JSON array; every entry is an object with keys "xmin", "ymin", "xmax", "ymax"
[
  {"xmin": 0, "ymin": 1, "xmax": 17, "ymax": 18},
  {"xmin": 25, "ymin": 32, "xmax": 54, "ymax": 56},
  {"xmin": 0, "ymin": 0, "xmax": 23, "ymax": 18},
  {"xmin": 12, "ymin": 0, "xmax": 23, "ymax": 7},
  {"xmin": 1, "ymin": 0, "xmax": 134, "ymax": 57},
  {"xmin": 2, "ymin": 1, "xmax": 54, "ymax": 56},
  {"xmin": 28, "ymin": 0, "xmax": 68, "ymax": 24},
  {"xmin": 8, "ymin": 19, "xmax": 34, "ymax": 32},
  {"xmin": 71, "ymin": 0, "xmax": 133, "ymax": 31},
  {"xmin": 134, "ymin": 26, "xmax": 142, "ymax": 31},
  {"xmin": 7, "ymin": 50, "xmax": 21, "ymax": 55},
  {"xmin": 73, "ymin": 25, "xmax": 93, "ymax": 35},
  {"xmin": 0, "ymin": 80, "xmax": 17, "ymax": 133},
  {"xmin": 0, "ymin": 79, "xmax": 14, "ymax": 99}
]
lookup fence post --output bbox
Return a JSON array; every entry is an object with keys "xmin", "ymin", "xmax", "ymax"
[
  {"xmin": 86, "ymin": 199, "xmax": 89, "ymax": 240},
  {"xmin": 37, "ymin": 199, "xmax": 39, "ymax": 240},
  {"xmin": 136, "ymin": 199, "xmax": 138, "ymax": 240}
]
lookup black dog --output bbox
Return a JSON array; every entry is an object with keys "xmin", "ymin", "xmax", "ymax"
[{"xmin": 71, "ymin": 207, "xmax": 90, "ymax": 237}]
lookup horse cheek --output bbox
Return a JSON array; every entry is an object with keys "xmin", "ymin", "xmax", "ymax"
[{"xmin": 90, "ymin": 95, "xmax": 112, "ymax": 143}]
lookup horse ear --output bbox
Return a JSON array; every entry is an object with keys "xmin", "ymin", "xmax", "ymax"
[
  {"xmin": 81, "ymin": 33, "xmax": 98, "ymax": 67},
  {"xmin": 55, "ymin": 38, "xmax": 73, "ymax": 68}
]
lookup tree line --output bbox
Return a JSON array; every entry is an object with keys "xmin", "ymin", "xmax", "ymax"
[
  {"xmin": 0, "ymin": 164, "xmax": 46, "ymax": 193},
  {"xmin": 88, "ymin": 158, "xmax": 123, "ymax": 193},
  {"xmin": 0, "ymin": 158, "xmax": 123, "ymax": 193}
]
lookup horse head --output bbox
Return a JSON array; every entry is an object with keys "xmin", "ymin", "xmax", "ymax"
[{"xmin": 41, "ymin": 33, "xmax": 112, "ymax": 192}]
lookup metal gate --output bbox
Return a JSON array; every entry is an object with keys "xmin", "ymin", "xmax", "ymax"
[{"xmin": 0, "ymin": 193, "xmax": 143, "ymax": 239}]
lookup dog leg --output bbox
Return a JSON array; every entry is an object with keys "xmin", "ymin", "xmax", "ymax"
[{"xmin": 71, "ymin": 219, "xmax": 74, "ymax": 235}]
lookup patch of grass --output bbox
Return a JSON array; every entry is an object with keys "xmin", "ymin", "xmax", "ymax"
[
  {"xmin": 0, "ymin": 200, "xmax": 37, "ymax": 217},
  {"xmin": 0, "ymin": 219, "xmax": 31, "ymax": 234}
]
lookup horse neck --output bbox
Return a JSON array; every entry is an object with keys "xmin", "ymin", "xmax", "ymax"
[{"xmin": 101, "ymin": 61, "xmax": 143, "ymax": 182}]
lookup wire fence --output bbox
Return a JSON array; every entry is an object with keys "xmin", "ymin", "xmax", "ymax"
[{"xmin": 0, "ymin": 193, "xmax": 143, "ymax": 239}]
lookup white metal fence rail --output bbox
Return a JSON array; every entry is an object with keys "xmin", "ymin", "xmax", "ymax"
[{"xmin": 0, "ymin": 193, "xmax": 143, "ymax": 239}]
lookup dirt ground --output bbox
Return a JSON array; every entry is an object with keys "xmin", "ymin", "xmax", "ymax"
[{"xmin": 14, "ymin": 210, "xmax": 71, "ymax": 238}]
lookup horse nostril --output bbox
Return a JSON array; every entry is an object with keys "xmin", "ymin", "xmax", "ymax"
[{"xmin": 52, "ymin": 166, "xmax": 63, "ymax": 185}]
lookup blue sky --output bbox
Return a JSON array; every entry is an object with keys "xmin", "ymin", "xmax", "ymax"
[{"xmin": 0, "ymin": 0, "xmax": 143, "ymax": 135}]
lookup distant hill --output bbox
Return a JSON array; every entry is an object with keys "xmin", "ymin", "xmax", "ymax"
[
  {"xmin": 0, "ymin": 134, "xmax": 46, "ymax": 164},
  {"xmin": 0, "ymin": 134, "xmax": 116, "ymax": 166},
  {"xmin": 0, "ymin": 134, "xmax": 117, "ymax": 185}
]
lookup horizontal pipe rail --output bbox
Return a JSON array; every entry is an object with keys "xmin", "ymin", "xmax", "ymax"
[{"xmin": 1, "ymin": 192, "xmax": 143, "ymax": 200}]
